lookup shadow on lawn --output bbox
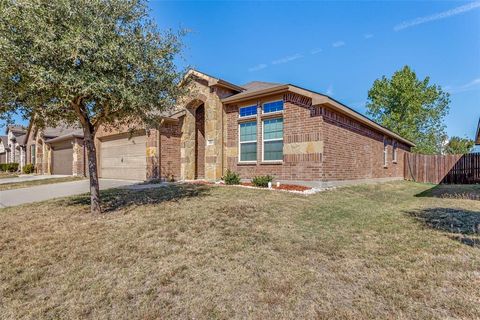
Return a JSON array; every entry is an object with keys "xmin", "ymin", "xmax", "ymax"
[
  {"xmin": 407, "ymin": 207, "xmax": 480, "ymax": 248},
  {"xmin": 415, "ymin": 184, "xmax": 480, "ymax": 201},
  {"xmin": 64, "ymin": 183, "xmax": 211, "ymax": 213}
]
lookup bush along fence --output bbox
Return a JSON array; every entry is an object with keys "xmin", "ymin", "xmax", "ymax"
[
  {"xmin": 0, "ymin": 163, "xmax": 19, "ymax": 172},
  {"xmin": 404, "ymin": 152, "xmax": 480, "ymax": 184}
]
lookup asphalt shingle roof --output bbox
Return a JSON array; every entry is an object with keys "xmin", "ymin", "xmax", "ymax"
[
  {"xmin": 43, "ymin": 126, "xmax": 83, "ymax": 138},
  {"xmin": 7, "ymin": 125, "xmax": 27, "ymax": 135},
  {"xmin": 227, "ymin": 81, "xmax": 285, "ymax": 101}
]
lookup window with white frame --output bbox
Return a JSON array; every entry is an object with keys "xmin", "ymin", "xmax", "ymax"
[
  {"xmin": 383, "ymin": 137, "xmax": 388, "ymax": 167},
  {"xmin": 392, "ymin": 141, "xmax": 398, "ymax": 163},
  {"xmin": 239, "ymin": 105, "xmax": 257, "ymax": 118},
  {"xmin": 263, "ymin": 100, "xmax": 284, "ymax": 114},
  {"xmin": 263, "ymin": 118, "xmax": 283, "ymax": 161},
  {"xmin": 30, "ymin": 144, "xmax": 36, "ymax": 164},
  {"xmin": 239, "ymin": 121, "xmax": 257, "ymax": 162}
]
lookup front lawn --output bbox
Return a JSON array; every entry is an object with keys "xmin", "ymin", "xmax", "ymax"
[
  {"xmin": 0, "ymin": 181, "xmax": 478, "ymax": 319},
  {"xmin": 0, "ymin": 172, "xmax": 18, "ymax": 179},
  {"xmin": 0, "ymin": 176, "xmax": 84, "ymax": 191}
]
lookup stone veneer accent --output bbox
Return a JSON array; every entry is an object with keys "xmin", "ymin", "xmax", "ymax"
[
  {"xmin": 179, "ymin": 77, "xmax": 237, "ymax": 180},
  {"xmin": 72, "ymin": 138, "xmax": 85, "ymax": 176}
]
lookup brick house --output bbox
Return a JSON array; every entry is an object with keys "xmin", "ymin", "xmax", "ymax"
[
  {"xmin": 1, "ymin": 125, "xmax": 27, "ymax": 169},
  {"xmin": 0, "ymin": 135, "xmax": 7, "ymax": 164},
  {"xmin": 23, "ymin": 124, "xmax": 86, "ymax": 176},
  {"xmin": 24, "ymin": 69, "xmax": 415, "ymax": 183}
]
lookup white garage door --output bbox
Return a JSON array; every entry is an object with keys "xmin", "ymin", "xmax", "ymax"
[{"xmin": 100, "ymin": 135, "xmax": 147, "ymax": 181}]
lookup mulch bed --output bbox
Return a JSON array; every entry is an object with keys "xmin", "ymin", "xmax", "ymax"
[
  {"xmin": 240, "ymin": 182, "xmax": 310, "ymax": 192},
  {"xmin": 187, "ymin": 180, "xmax": 312, "ymax": 192}
]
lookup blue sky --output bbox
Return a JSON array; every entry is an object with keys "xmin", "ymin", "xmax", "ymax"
[{"xmin": 3, "ymin": 1, "xmax": 480, "ymax": 142}]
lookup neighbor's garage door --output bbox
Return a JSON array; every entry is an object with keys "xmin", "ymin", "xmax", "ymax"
[
  {"xmin": 99, "ymin": 135, "xmax": 147, "ymax": 181},
  {"xmin": 52, "ymin": 145, "xmax": 73, "ymax": 175}
]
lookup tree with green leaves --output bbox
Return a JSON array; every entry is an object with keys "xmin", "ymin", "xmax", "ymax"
[
  {"xmin": 444, "ymin": 136, "xmax": 475, "ymax": 154},
  {"xmin": 366, "ymin": 66, "xmax": 450, "ymax": 154},
  {"xmin": 0, "ymin": 0, "xmax": 186, "ymax": 213}
]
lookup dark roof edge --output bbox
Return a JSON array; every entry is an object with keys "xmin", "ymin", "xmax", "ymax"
[{"xmin": 45, "ymin": 133, "xmax": 83, "ymax": 144}]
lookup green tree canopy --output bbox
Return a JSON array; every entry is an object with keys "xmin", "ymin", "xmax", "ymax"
[
  {"xmin": 444, "ymin": 136, "xmax": 475, "ymax": 155},
  {"xmin": 0, "ymin": 0, "xmax": 186, "ymax": 213},
  {"xmin": 366, "ymin": 66, "xmax": 450, "ymax": 154}
]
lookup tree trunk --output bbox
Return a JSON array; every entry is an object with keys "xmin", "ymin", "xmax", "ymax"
[{"xmin": 83, "ymin": 129, "xmax": 102, "ymax": 214}]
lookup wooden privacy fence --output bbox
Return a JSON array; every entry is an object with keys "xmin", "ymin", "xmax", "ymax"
[{"xmin": 404, "ymin": 152, "xmax": 480, "ymax": 184}]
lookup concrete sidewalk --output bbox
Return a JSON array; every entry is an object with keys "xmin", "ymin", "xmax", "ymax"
[
  {"xmin": 0, "ymin": 174, "xmax": 71, "ymax": 185},
  {"xmin": 0, "ymin": 179, "xmax": 140, "ymax": 208}
]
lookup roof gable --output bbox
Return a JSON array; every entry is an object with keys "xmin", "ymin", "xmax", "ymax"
[{"xmin": 183, "ymin": 69, "xmax": 245, "ymax": 93}]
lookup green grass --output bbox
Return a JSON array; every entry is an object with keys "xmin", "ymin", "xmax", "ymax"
[
  {"xmin": 0, "ymin": 172, "xmax": 18, "ymax": 179},
  {"xmin": 0, "ymin": 176, "xmax": 85, "ymax": 191},
  {"xmin": 0, "ymin": 181, "xmax": 478, "ymax": 319}
]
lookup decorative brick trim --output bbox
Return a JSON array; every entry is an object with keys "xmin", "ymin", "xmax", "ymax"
[
  {"xmin": 284, "ymin": 93, "xmax": 312, "ymax": 109},
  {"xmin": 310, "ymin": 106, "xmax": 324, "ymax": 117},
  {"xmin": 322, "ymin": 107, "xmax": 383, "ymax": 142}
]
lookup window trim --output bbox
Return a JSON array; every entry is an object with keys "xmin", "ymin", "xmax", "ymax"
[
  {"xmin": 238, "ymin": 121, "xmax": 257, "ymax": 163},
  {"xmin": 30, "ymin": 144, "xmax": 36, "ymax": 164},
  {"xmin": 392, "ymin": 140, "xmax": 398, "ymax": 163},
  {"xmin": 238, "ymin": 105, "xmax": 258, "ymax": 119},
  {"xmin": 262, "ymin": 99, "xmax": 284, "ymax": 115},
  {"xmin": 262, "ymin": 117, "xmax": 284, "ymax": 163},
  {"xmin": 383, "ymin": 137, "xmax": 388, "ymax": 168}
]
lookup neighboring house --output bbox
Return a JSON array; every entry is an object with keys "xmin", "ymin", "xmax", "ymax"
[
  {"xmin": 3, "ymin": 125, "xmax": 27, "ymax": 170},
  {"xmin": 0, "ymin": 135, "xmax": 7, "ymax": 164},
  {"xmin": 27, "ymin": 69, "xmax": 415, "ymax": 182},
  {"xmin": 23, "ymin": 123, "xmax": 85, "ymax": 176}
]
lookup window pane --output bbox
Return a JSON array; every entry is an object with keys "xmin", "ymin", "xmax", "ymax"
[
  {"xmin": 263, "ymin": 100, "xmax": 284, "ymax": 113},
  {"xmin": 264, "ymin": 140, "xmax": 283, "ymax": 161},
  {"xmin": 240, "ymin": 122, "xmax": 257, "ymax": 142},
  {"xmin": 239, "ymin": 105, "xmax": 257, "ymax": 117},
  {"xmin": 263, "ymin": 118, "xmax": 283, "ymax": 140},
  {"xmin": 240, "ymin": 142, "xmax": 257, "ymax": 161}
]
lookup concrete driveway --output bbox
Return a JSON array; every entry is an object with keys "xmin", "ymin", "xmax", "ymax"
[{"xmin": 0, "ymin": 179, "xmax": 140, "ymax": 208}]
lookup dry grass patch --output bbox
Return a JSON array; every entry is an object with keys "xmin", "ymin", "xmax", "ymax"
[
  {"xmin": 0, "ymin": 182, "xmax": 479, "ymax": 319},
  {"xmin": 0, "ymin": 176, "xmax": 84, "ymax": 191},
  {"xmin": 0, "ymin": 172, "xmax": 18, "ymax": 179}
]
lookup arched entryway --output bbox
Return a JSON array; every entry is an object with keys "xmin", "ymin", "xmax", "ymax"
[{"xmin": 195, "ymin": 104, "xmax": 205, "ymax": 179}]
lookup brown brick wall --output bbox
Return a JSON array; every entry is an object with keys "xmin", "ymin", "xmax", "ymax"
[
  {"xmin": 159, "ymin": 120, "xmax": 182, "ymax": 181},
  {"xmin": 226, "ymin": 94, "xmax": 324, "ymax": 180},
  {"xmin": 225, "ymin": 93, "xmax": 411, "ymax": 182},
  {"xmin": 321, "ymin": 107, "xmax": 408, "ymax": 181}
]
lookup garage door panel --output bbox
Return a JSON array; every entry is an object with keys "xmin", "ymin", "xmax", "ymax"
[
  {"xmin": 101, "ymin": 148, "xmax": 145, "ymax": 158},
  {"xmin": 100, "ymin": 135, "xmax": 147, "ymax": 181},
  {"xmin": 52, "ymin": 147, "xmax": 73, "ymax": 175},
  {"xmin": 101, "ymin": 158, "xmax": 146, "ymax": 167},
  {"xmin": 101, "ymin": 136, "xmax": 145, "ymax": 146}
]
